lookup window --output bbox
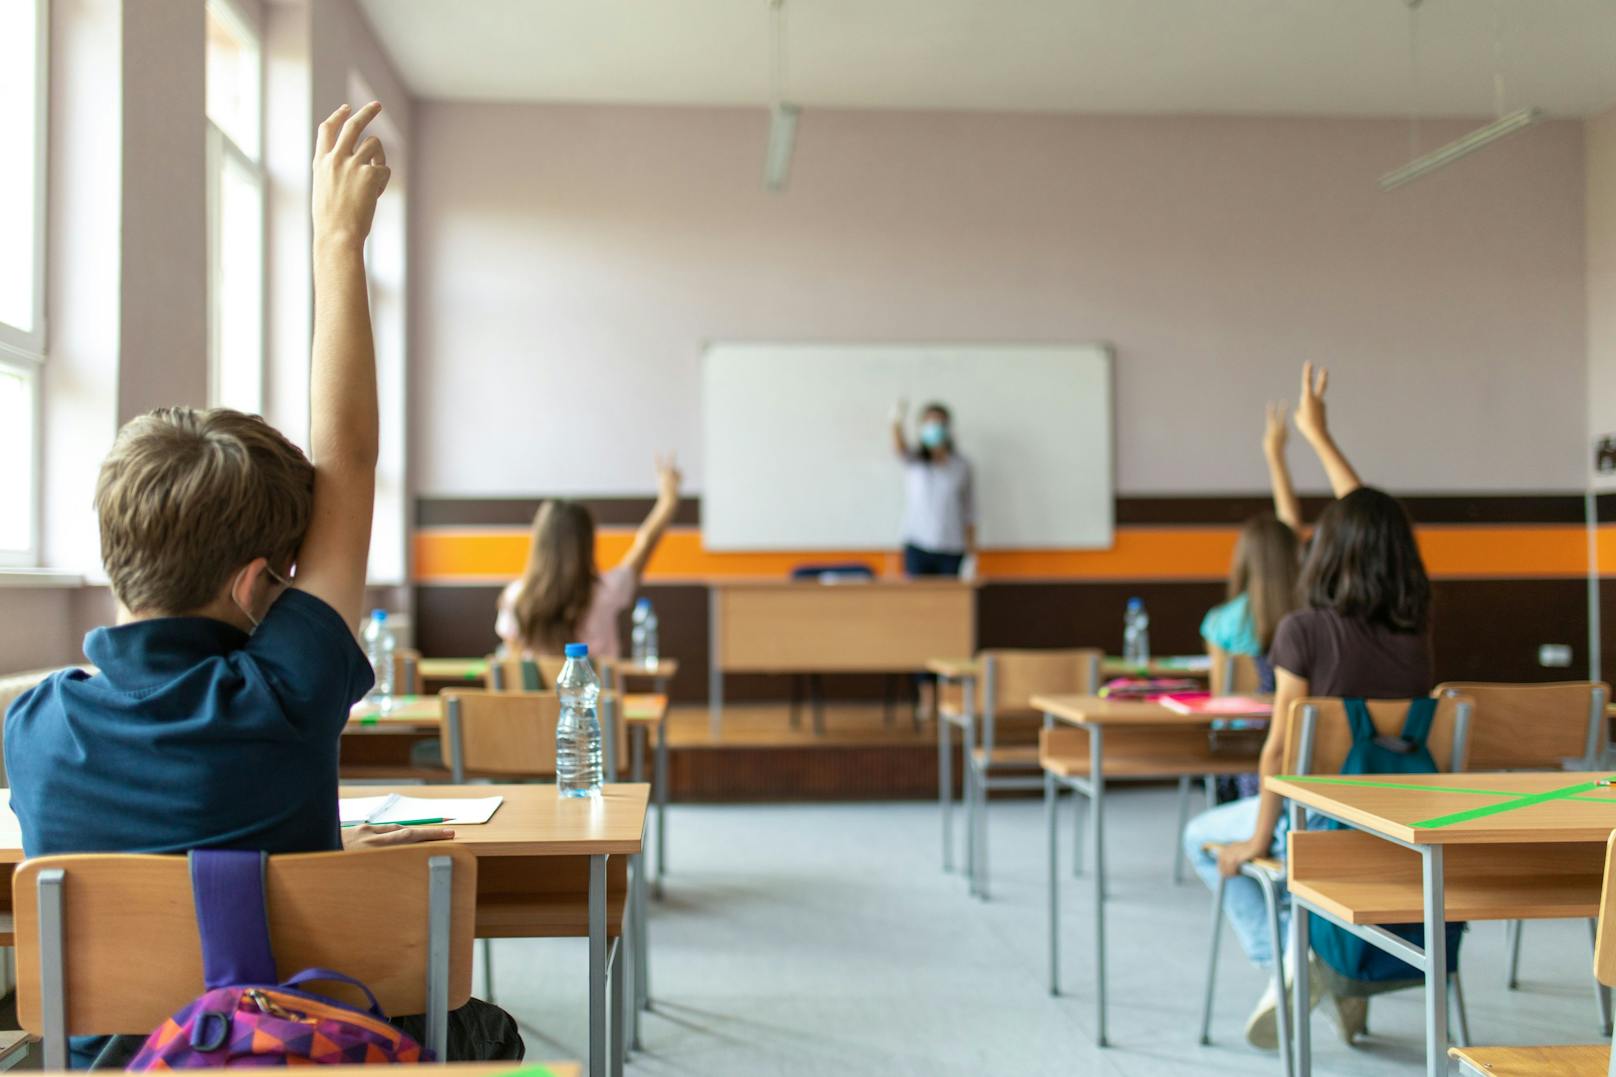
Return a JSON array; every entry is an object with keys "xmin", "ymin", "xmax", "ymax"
[
  {"xmin": 0, "ymin": 0, "xmax": 48, "ymax": 564},
  {"xmin": 205, "ymin": 0, "xmax": 264, "ymax": 414}
]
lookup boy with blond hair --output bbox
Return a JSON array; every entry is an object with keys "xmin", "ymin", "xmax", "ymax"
[{"xmin": 6, "ymin": 103, "xmax": 520, "ymax": 1063}]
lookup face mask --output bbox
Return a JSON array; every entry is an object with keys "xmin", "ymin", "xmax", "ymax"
[
  {"xmin": 232, "ymin": 564, "xmax": 291, "ymax": 632},
  {"xmin": 919, "ymin": 421, "xmax": 947, "ymax": 449}
]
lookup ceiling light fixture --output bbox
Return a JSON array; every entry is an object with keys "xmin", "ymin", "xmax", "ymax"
[
  {"xmin": 763, "ymin": 0, "xmax": 798, "ymax": 192},
  {"xmin": 1378, "ymin": 0, "xmax": 1542, "ymax": 191}
]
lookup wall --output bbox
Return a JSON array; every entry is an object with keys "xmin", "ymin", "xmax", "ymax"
[
  {"xmin": 413, "ymin": 105, "xmax": 1588, "ymax": 499},
  {"xmin": 1591, "ymin": 106, "xmax": 1616, "ymax": 488}
]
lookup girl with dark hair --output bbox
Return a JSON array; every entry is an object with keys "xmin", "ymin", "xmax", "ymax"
[
  {"xmin": 1185, "ymin": 365, "xmax": 1419, "ymax": 1052},
  {"xmin": 891, "ymin": 400, "xmax": 976, "ymax": 577}
]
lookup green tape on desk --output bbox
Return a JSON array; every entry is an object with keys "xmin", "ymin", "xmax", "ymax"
[
  {"xmin": 1411, "ymin": 780, "xmax": 1607, "ymax": 829},
  {"xmin": 1281, "ymin": 776, "xmax": 1528, "ymax": 798}
]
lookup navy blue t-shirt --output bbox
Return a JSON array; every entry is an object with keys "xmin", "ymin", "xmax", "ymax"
[{"xmin": 4, "ymin": 588, "xmax": 373, "ymax": 858}]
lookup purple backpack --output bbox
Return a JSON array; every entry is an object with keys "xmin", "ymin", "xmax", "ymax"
[{"xmin": 127, "ymin": 850, "xmax": 428, "ymax": 1068}]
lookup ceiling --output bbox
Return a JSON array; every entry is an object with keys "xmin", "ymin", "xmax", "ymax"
[{"xmin": 356, "ymin": 0, "xmax": 1616, "ymax": 118}]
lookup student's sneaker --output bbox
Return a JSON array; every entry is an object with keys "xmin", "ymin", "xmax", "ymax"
[
  {"xmin": 1325, "ymin": 992, "xmax": 1369, "ymax": 1044},
  {"xmin": 1244, "ymin": 953, "xmax": 1324, "ymax": 1051}
]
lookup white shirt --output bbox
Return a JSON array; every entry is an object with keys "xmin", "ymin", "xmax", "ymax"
[{"xmin": 900, "ymin": 453, "xmax": 974, "ymax": 554}]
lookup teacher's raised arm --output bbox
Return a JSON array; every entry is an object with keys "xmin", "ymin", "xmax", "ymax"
[{"xmin": 896, "ymin": 401, "xmax": 974, "ymax": 579}]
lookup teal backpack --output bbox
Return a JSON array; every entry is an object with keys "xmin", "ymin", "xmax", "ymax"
[{"xmin": 1307, "ymin": 698, "xmax": 1465, "ymax": 982}]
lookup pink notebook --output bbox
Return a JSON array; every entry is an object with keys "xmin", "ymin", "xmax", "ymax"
[{"xmin": 1159, "ymin": 692, "xmax": 1272, "ymax": 717}]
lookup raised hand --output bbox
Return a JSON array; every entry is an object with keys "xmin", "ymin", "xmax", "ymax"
[
  {"xmin": 1263, "ymin": 400, "xmax": 1289, "ymax": 458},
  {"xmin": 655, "ymin": 452, "xmax": 682, "ymax": 502},
  {"xmin": 312, "ymin": 102, "xmax": 391, "ymax": 249},
  {"xmin": 1295, "ymin": 362, "xmax": 1330, "ymax": 445}
]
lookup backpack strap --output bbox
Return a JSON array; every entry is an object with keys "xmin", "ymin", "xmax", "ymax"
[
  {"xmin": 1342, "ymin": 699, "xmax": 1376, "ymax": 745},
  {"xmin": 189, "ymin": 849, "xmax": 277, "ymax": 990},
  {"xmin": 1399, "ymin": 696, "xmax": 1439, "ymax": 747}
]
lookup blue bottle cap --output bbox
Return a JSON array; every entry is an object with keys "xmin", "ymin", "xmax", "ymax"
[
  {"xmin": 636, "ymin": 597, "xmax": 651, "ymax": 609},
  {"xmin": 565, "ymin": 643, "xmax": 589, "ymax": 658},
  {"xmin": 371, "ymin": 609, "xmax": 388, "ymax": 621}
]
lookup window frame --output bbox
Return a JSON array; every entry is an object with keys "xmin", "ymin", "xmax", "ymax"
[
  {"xmin": 0, "ymin": 0, "xmax": 50, "ymax": 362},
  {"xmin": 204, "ymin": 0, "xmax": 266, "ymax": 414},
  {"xmin": 0, "ymin": 357, "xmax": 43, "ymax": 567}
]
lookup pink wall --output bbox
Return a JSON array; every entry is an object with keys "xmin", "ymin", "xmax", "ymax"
[{"xmin": 414, "ymin": 105, "xmax": 1587, "ymax": 498}]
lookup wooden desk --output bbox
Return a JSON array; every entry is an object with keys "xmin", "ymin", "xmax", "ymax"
[
  {"xmin": 1032, "ymin": 693, "xmax": 1270, "ymax": 1048},
  {"xmin": 0, "ymin": 787, "xmax": 644, "ymax": 1077},
  {"xmin": 418, "ymin": 657, "xmax": 490, "ymax": 685},
  {"xmin": 293, "ymin": 1067, "xmax": 581, "ymax": 1077},
  {"xmin": 1099, "ymin": 655, "xmax": 1213, "ymax": 679},
  {"xmin": 605, "ymin": 662, "xmax": 677, "ymax": 896},
  {"xmin": 1269, "ymin": 771, "xmax": 1616, "ymax": 1077},
  {"xmin": 348, "ymin": 694, "xmax": 442, "ymax": 733},
  {"xmin": 708, "ymin": 579, "xmax": 975, "ymax": 735}
]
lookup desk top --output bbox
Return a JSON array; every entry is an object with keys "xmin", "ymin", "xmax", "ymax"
[
  {"xmin": 280, "ymin": 1068, "xmax": 579, "ymax": 1077},
  {"xmin": 417, "ymin": 657, "xmax": 489, "ymax": 681},
  {"xmin": 1032, "ymin": 694, "xmax": 1270, "ymax": 727},
  {"xmin": 0, "ymin": 785, "xmax": 648, "ymax": 864},
  {"xmin": 1268, "ymin": 771, "xmax": 1616, "ymax": 846},
  {"xmin": 926, "ymin": 657, "xmax": 978, "ymax": 678},
  {"xmin": 712, "ymin": 577, "xmax": 977, "ymax": 591},
  {"xmin": 622, "ymin": 693, "xmax": 669, "ymax": 725},
  {"xmin": 611, "ymin": 658, "xmax": 679, "ymax": 681},
  {"xmin": 926, "ymin": 655, "xmax": 1214, "ymax": 680},
  {"xmin": 349, "ymin": 694, "xmax": 442, "ymax": 729}
]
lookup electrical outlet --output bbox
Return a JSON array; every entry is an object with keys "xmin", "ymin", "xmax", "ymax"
[
  {"xmin": 1597, "ymin": 436, "xmax": 1616, "ymax": 474},
  {"xmin": 1539, "ymin": 644, "xmax": 1573, "ymax": 668}
]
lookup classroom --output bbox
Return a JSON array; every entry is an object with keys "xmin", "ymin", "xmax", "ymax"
[{"xmin": 3, "ymin": 0, "xmax": 1616, "ymax": 1074}]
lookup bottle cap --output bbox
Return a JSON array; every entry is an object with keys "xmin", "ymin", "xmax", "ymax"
[
  {"xmin": 564, "ymin": 643, "xmax": 589, "ymax": 659},
  {"xmin": 1126, "ymin": 598, "xmax": 1142, "ymax": 609},
  {"xmin": 371, "ymin": 609, "xmax": 388, "ymax": 621},
  {"xmin": 636, "ymin": 598, "xmax": 651, "ymax": 610}
]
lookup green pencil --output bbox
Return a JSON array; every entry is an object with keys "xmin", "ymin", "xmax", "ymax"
[{"xmin": 341, "ymin": 817, "xmax": 447, "ymax": 828}]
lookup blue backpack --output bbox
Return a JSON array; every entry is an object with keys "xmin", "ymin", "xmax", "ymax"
[{"xmin": 1307, "ymin": 698, "xmax": 1465, "ymax": 982}]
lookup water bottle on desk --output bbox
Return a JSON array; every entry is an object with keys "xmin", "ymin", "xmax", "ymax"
[
  {"xmin": 362, "ymin": 609, "xmax": 396, "ymax": 712},
  {"xmin": 556, "ymin": 643, "xmax": 603, "ymax": 798},
  {"xmin": 631, "ymin": 598, "xmax": 660, "ymax": 667},
  {"xmin": 1123, "ymin": 598, "xmax": 1151, "ymax": 667}
]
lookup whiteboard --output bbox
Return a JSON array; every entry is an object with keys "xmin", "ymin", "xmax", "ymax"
[{"xmin": 701, "ymin": 342, "xmax": 1113, "ymax": 551}]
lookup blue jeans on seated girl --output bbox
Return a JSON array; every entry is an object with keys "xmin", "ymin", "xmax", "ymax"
[{"xmin": 1182, "ymin": 796, "xmax": 1292, "ymax": 971}]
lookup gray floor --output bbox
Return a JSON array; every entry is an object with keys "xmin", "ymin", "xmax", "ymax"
[{"xmin": 484, "ymin": 786, "xmax": 1607, "ymax": 1074}]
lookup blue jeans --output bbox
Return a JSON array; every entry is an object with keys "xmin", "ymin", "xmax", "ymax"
[
  {"xmin": 903, "ymin": 544, "xmax": 964, "ymax": 577},
  {"xmin": 1183, "ymin": 796, "xmax": 1292, "ymax": 971}
]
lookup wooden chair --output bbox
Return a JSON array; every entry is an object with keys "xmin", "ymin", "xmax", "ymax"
[
  {"xmin": 13, "ymin": 845, "xmax": 476, "ymax": 1069},
  {"xmin": 1208, "ymin": 650, "xmax": 1262, "ymax": 697},
  {"xmin": 1435, "ymin": 680, "xmax": 1613, "ymax": 1029},
  {"xmin": 1450, "ymin": 828, "xmax": 1616, "ymax": 1077},
  {"xmin": 955, "ymin": 648, "xmax": 1101, "ymax": 900},
  {"xmin": 395, "ymin": 648, "xmax": 424, "ymax": 696},
  {"xmin": 1198, "ymin": 695, "xmax": 1475, "ymax": 1073},
  {"xmin": 484, "ymin": 653, "xmax": 566, "ymax": 693}
]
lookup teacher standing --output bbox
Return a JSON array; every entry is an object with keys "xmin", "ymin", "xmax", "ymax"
[{"xmin": 891, "ymin": 400, "xmax": 976, "ymax": 578}]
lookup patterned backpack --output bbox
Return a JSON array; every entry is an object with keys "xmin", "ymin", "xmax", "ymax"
[{"xmin": 128, "ymin": 849, "xmax": 428, "ymax": 1068}]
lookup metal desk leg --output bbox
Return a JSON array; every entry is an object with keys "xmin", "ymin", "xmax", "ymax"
[
  {"xmin": 940, "ymin": 710, "xmax": 953, "ymax": 872},
  {"xmin": 631, "ymin": 850, "xmax": 647, "ymax": 1048},
  {"xmin": 588, "ymin": 854, "xmax": 607, "ymax": 1077},
  {"xmin": 1424, "ymin": 846, "xmax": 1449, "ymax": 1077},
  {"xmin": 655, "ymin": 675, "xmax": 670, "ymax": 893},
  {"xmin": 1046, "ymin": 768, "xmax": 1060, "ymax": 996},
  {"xmin": 610, "ymin": 933, "xmax": 626, "ymax": 1077},
  {"xmin": 1090, "ymin": 724, "xmax": 1108, "ymax": 1047},
  {"xmin": 1293, "ymin": 897, "xmax": 1311, "ymax": 1075},
  {"xmin": 708, "ymin": 590, "xmax": 723, "ymax": 738},
  {"xmin": 963, "ymin": 713, "xmax": 977, "ymax": 893}
]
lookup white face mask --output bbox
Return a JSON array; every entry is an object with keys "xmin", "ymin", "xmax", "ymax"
[{"xmin": 232, "ymin": 564, "xmax": 291, "ymax": 632}]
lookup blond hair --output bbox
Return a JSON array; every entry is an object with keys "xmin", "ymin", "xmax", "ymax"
[
  {"xmin": 95, "ymin": 407, "xmax": 315, "ymax": 614},
  {"xmin": 511, "ymin": 500, "xmax": 598, "ymax": 653}
]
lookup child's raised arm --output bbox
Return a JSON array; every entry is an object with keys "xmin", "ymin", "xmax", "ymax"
[
  {"xmin": 620, "ymin": 454, "xmax": 683, "ymax": 579},
  {"xmin": 1295, "ymin": 362, "xmax": 1362, "ymax": 500},
  {"xmin": 1263, "ymin": 400, "xmax": 1302, "ymax": 531},
  {"xmin": 890, "ymin": 399, "xmax": 910, "ymax": 459},
  {"xmin": 291, "ymin": 102, "xmax": 391, "ymax": 629}
]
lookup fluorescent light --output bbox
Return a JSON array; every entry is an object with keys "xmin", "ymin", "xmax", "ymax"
[
  {"xmin": 1378, "ymin": 107, "xmax": 1543, "ymax": 191},
  {"xmin": 764, "ymin": 102, "xmax": 799, "ymax": 192}
]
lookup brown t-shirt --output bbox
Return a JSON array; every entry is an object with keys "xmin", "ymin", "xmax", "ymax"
[{"xmin": 1269, "ymin": 607, "xmax": 1433, "ymax": 698}]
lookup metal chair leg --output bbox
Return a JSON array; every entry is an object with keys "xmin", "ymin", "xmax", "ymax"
[
  {"xmin": 481, "ymin": 937, "xmax": 495, "ymax": 1002},
  {"xmin": 1172, "ymin": 776, "xmax": 1192, "ymax": 884},
  {"xmin": 1450, "ymin": 971, "xmax": 1470, "ymax": 1048},
  {"xmin": 1255, "ymin": 869, "xmax": 1294, "ymax": 1077},
  {"xmin": 1505, "ymin": 918, "xmax": 1523, "ymax": 990},
  {"xmin": 976, "ymin": 766, "xmax": 991, "ymax": 901},
  {"xmin": 1593, "ymin": 918, "xmax": 1613, "ymax": 1036},
  {"xmin": 1198, "ymin": 875, "xmax": 1227, "ymax": 1045},
  {"xmin": 1071, "ymin": 788, "xmax": 1085, "ymax": 878}
]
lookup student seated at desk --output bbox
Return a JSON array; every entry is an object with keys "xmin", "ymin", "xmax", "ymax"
[
  {"xmin": 1186, "ymin": 369, "xmax": 1422, "ymax": 1052},
  {"xmin": 496, "ymin": 455, "xmax": 680, "ymax": 659},
  {"xmin": 4, "ymin": 103, "xmax": 521, "ymax": 1067}
]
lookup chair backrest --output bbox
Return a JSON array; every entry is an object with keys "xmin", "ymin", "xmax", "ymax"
[
  {"xmin": 1209, "ymin": 651, "xmax": 1261, "ymax": 697},
  {"xmin": 444, "ymin": 690, "xmax": 562, "ymax": 782},
  {"xmin": 1432, "ymin": 681, "xmax": 1609, "ymax": 771},
  {"xmin": 394, "ymin": 648, "xmax": 423, "ymax": 696},
  {"xmin": 1282, "ymin": 695, "xmax": 1474, "ymax": 777},
  {"xmin": 1592, "ymin": 831, "xmax": 1616, "ymax": 989},
  {"xmin": 979, "ymin": 649, "xmax": 1102, "ymax": 755},
  {"xmin": 485, "ymin": 654, "xmax": 566, "ymax": 692},
  {"xmin": 12, "ymin": 845, "xmax": 476, "ymax": 1061}
]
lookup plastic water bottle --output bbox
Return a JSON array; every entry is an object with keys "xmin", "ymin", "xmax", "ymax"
[
  {"xmin": 555, "ymin": 643, "xmax": 603, "ymax": 798},
  {"xmin": 631, "ymin": 598, "xmax": 659, "ymax": 667},
  {"xmin": 362, "ymin": 609, "xmax": 396, "ymax": 712},
  {"xmin": 1123, "ymin": 598, "xmax": 1151, "ymax": 667}
]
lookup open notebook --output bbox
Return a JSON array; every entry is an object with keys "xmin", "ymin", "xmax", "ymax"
[{"xmin": 339, "ymin": 793, "xmax": 504, "ymax": 827}]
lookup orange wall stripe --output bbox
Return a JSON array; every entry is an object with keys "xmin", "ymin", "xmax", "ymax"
[{"xmin": 413, "ymin": 524, "xmax": 1596, "ymax": 584}]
